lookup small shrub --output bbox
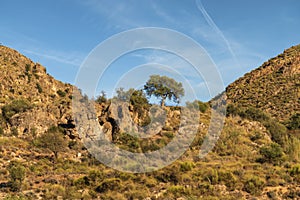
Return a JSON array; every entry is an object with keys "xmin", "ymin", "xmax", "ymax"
[
  {"xmin": 290, "ymin": 164, "xmax": 300, "ymax": 176},
  {"xmin": 240, "ymin": 107, "xmax": 270, "ymax": 122},
  {"xmin": 167, "ymin": 185, "xmax": 187, "ymax": 197},
  {"xmin": 30, "ymin": 127, "xmax": 37, "ymax": 138},
  {"xmin": 180, "ymin": 161, "xmax": 195, "ymax": 172},
  {"xmin": 74, "ymin": 176, "xmax": 90, "ymax": 188},
  {"xmin": 95, "ymin": 178, "xmax": 121, "ymax": 193},
  {"xmin": 218, "ymin": 171, "xmax": 237, "ymax": 190},
  {"xmin": 95, "ymin": 91, "xmax": 107, "ymax": 103},
  {"xmin": 129, "ymin": 89, "xmax": 150, "ymax": 114},
  {"xmin": 285, "ymin": 136, "xmax": 300, "ymax": 161},
  {"xmin": 3, "ymin": 194, "xmax": 27, "ymax": 200},
  {"xmin": 57, "ymin": 90, "xmax": 66, "ymax": 97},
  {"xmin": 259, "ymin": 143, "xmax": 283, "ymax": 164},
  {"xmin": 263, "ymin": 120, "xmax": 287, "ymax": 145},
  {"xmin": 226, "ymin": 104, "xmax": 241, "ymax": 117},
  {"xmin": 205, "ymin": 169, "xmax": 219, "ymax": 185},
  {"xmin": 250, "ymin": 131, "xmax": 263, "ymax": 141},
  {"xmin": 154, "ymin": 167, "xmax": 180, "ymax": 184},
  {"xmin": 186, "ymin": 100, "xmax": 209, "ymax": 113},
  {"xmin": 25, "ymin": 64, "xmax": 31, "ymax": 72},
  {"xmin": 164, "ymin": 131, "xmax": 174, "ymax": 139},
  {"xmin": 287, "ymin": 113, "xmax": 300, "ymax": 130},
  {"xmin": 116, "ymin": 132, "xmax": 140, "ymax": 152},
  {"xmin": 0, "ymin": 127, "xmax": 4, "ymax": 136},
  {"xmin": 11, "ymin": 127, "xmax": 18, "ymax": 137},
  {"xmin": 243, "ymin": 176, "xmax": 265, "ymax": 195},
  {"xmin": 88, "ymin": 170, "xmax": 104, "ymax": 184},
  {"xmin": 8, "ymin": 161, "xmax": 26, "ymax": 192},
  {"xmin": 44, "ymin": 184, "xmax": 66, "ymax": 199},
  {"xmin": 1, "ymin": 99, "xmax": 32, "ymax": 122},
  {"xmin": 36, "ymin": 83, "xmax": 43, "ymax": 93}
]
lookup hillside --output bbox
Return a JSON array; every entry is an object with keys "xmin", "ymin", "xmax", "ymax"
[
  {"xmin": 0, "ymin": 45, "xmax": 300, "ymax": 199},
  {"xmin": 226, "ymin": 45, "xmax": 300, "ymax": 122},
  {"xmin": 0, "ymin": 45, "xmax": 74, "ymax": 136}
]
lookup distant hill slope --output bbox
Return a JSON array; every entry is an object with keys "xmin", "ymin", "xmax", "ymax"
[
  {"xmin": 0, "ymin": 45, "xmax": 74, "ymax": 135},
  {"xmin": 226, "ymin": 45, "xmax": 300, "ymax": 122}
]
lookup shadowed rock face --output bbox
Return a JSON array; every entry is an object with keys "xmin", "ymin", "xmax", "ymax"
[{"xmin": 226, "ymin": 45, "xmax": 300, "ymax": 121}]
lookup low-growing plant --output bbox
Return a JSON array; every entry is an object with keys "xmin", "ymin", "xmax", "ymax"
[
  {"xmin": 1, "ymin": 99, "xmax": 32, "ymax": 122},
  {"xmin": 8, "ymin": 161, "xmax": 26, "ymax": 192},
  {"xmin": 11, "ymin": 127, "xmax": 18, "ymax": 137},
  {"xmin": 259, "ymin": 143, "xmax": 284, "ymax": 164},
  {"xmin": 95, "ymin": 178, "xmax": 121, "ymax": 193},
  {"xmin": 36, "ymin": 83, "xmax": 43, "ymax": 93},
  {"xmin": 57, "ymin": 90, "xmax": 66, "ymax": 97},
  {"xmin": 180, "ymin": 161, "xmax": 195, "ymax": 172},
  {"xmin": 243, "ymin": 175, "xmax": 265, "ymax": 195},
  {"xmin": 287, "ymin": 113, "xmax": 300, "ymax": 130}
]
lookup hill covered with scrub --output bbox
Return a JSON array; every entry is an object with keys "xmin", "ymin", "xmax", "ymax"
[{"xmin": 0, "ymin": 44, "xmax": 299, "ymax": 199}]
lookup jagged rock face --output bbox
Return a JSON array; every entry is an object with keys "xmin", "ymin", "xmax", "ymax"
[
  {"xmin": 226, "ymin": 45, "xmax": 300, "ymax": 121},
  {"xmin": 0, "ymin": 45, "xmax": 74, "ymax": 136},
  {"xmin": 94, "ymin": 100, "xmax": 202, "ymax": 142}
]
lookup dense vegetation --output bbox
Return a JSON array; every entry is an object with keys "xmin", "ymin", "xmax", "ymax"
[{"xmin": 0, "ymin": 45, "xmax": 299, "ymax": 199}]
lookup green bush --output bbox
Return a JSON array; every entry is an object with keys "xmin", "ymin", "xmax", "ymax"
[
  {"xmin": 205, "ymin": 169, "xmax": 219, "ymax": 185},
  {"xmin": 290, "ymin": 164, "xmax": 300, "ymax": 176},
  {"xmin": 116, "ymin": 132, "xmax": 140, "ymax": 152},
  {"xmin": 95, "ymin": 91, "xmax": 107, "ymax": 103},
  {"xmin": 25, "ymin": 64, "xmax": 31, "ymax": 72},
  {"xmin": 243, "ymin": 176, "xmax": 265, "ymax": 195},
  {"xmin": 240, "ymin": 107, "xmax": 270, "ymax": 122},
  {"xmin": 57, "ymin": 90, "xmax": 66, "ymax": 97},
  {"xmin": 180, "ymin": 161, "xmax": 195, "ymax": 172},
  {"xmin": 287, "ymin": 113, "xmax": 300, "ymax": 130},
  {"xmin": 8, "ymin": 161, "xmax": 26, "ymax": 192},
  {"xmin": 36, "ymin": 83, "xmax": 43, "ymax": 93},
  {"xmin": 95, "ymin": 178, "xmax": 121, "ymax": 193},
  {"xmin": 0, "ymin": 127, "xmax": 4, "ymax": 136},
  {"xmin": 88, "ymin": 170, "xmax": 104, "ymax": 184},
  {"xmin": 259, "ymin": 143, "xmax": 284, "ymax": 164},
  {"xmin": 130, "ymin": 89, "xmax": 149, "ymax": 112},
  {"xmin": 285, "ymin": 136, "xmax": 300, "ymax": 161},
  {"xmin": 218, "ymin": 171, "xmax": 237, "ymax": 190},
  {"xmin": 226, "ymin": 104, "xmax": 240, "ymax": 117},
  {"xmin": 186, "ymin": 100, "xmax": 209, "ymax": 113},
  {"xmin": 3, "ymin": 194, "xmax": 27, "ymax": 200},
  {"xmin": 11, "ymin": 127, "xmax": 18, "ymax": 137},
  {"xmin": 74, "ymin": 176, "xmax": 90, "ymax": 188},
  {"xmin": 1, "ymin": 99, "xmax": 32, "ymax": 121},
  {"xmin": 167, "ymin": 185, "xmax": 189, "ymax": 197},
  {"xmin": 263, "ymin": 120, "xmax": 287, "ymax": 145}
]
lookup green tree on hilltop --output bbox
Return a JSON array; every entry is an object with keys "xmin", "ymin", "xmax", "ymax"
[{"xmin": 144, "ymin": 75, "xmax": 184, "ymax": 106}]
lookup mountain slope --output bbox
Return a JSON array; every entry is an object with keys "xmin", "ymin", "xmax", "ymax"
[
  {"xmin": 226, "ymin": 45, "xmax": 300, "ymax": 122},
  {"xmin": 0, "ymin": 45, "xmax": 74, "ymax": 135}
]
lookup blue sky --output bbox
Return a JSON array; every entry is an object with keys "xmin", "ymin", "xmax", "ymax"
[{"xmin": 1, "ymin": 0, "xmax": 299, "ymax": 102}]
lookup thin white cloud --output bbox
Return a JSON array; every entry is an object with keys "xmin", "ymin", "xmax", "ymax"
[
  {"xmin": 150, "ymin": 1, "xmax": 179, "ymax": 26},
  {"xmin": 78, "ymin": 0, "xmax": 142, "ymax": 30},
  {"xmin": 23, "ymin": 49, "xmax": 84, "ymax": 67}
]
